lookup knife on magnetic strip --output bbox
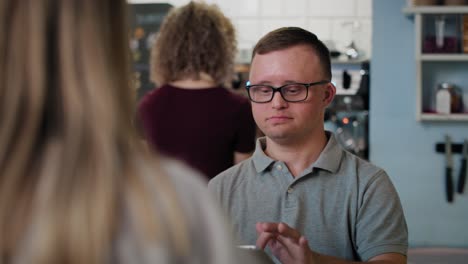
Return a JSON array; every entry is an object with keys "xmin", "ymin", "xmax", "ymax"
[
  {"xmin": 457, "ymin": 139, "xmax": 467, "ymax": 194},
  {"xmin": 445, "ymin": 135, "xmax": 454, "ymax": 203}
]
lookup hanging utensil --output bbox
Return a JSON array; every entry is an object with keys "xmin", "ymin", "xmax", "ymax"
[
  {"xmin": 445, "ymin": 135, "xmax": 454, "ymax": 203},
  {"xmin": 457, "ymin": 139, "xmax": 467, "ymax": 194}
]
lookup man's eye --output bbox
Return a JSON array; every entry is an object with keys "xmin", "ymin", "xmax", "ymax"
[
  {"xmin": 256, "ymin": 86, "xmax": 272, "ymax": 93},
  {"xmin": 284, "ymin": 85, "xmax": 303, "ymax": 94}
]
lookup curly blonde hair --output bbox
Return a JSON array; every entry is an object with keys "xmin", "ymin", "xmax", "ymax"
[{"xmin": 151, "ymin": 2, "xmax": 237, "ymax": 85}]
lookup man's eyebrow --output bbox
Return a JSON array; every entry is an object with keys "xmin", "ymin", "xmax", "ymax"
[
  {"xmin": 283, "ymin": 80, "xmax": 301, "ymax": 84},
  {"xmin": 248, "ymin": 80, "xmax": 301, "ymax": 85},
  {"xmin": 248, "ymin": 80, "xmax": 272, "ymax": 85}
]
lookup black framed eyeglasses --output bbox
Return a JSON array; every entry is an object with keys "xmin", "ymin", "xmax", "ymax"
[{"xmin": 245, "ymin": 80, "xmax": 330, "ymax": 103}]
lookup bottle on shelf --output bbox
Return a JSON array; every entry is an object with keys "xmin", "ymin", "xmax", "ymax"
[{"xmin": 435, "ymin": 83, "xmax": 464, "ymax": 114}]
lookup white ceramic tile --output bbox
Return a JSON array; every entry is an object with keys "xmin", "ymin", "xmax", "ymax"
[
  {"xmin": 353, "ymin": 19, "xmax": 372, "ymax": 58},
  {"xmin": 356, "ymin": 0, "xmax": 372, "ymax": 18},
  {"xmin": 260, "ymin": 0, "xmax": 308, "ymax": 17},
  {"xmin": 260, "ymin": 0, "xmax": 282, "ymax": 16},
  {"xmin": 214, "ymin": 1, "xmax": 234, "ymax": 17},
  {"xmin": 308, "ymin": 0, "xmax": 356, "ymax": 17},
  {"xmin": 240, "ymin": 0, "xmax": 260, "ymax": 17},
  {"xmin": 331, "ymin": 19, "xmax": 355, "ymax": 51},
  {"xmin": 217, "ymin": 0, "xmax": 259, "ymax": 17},
  {"xmin": 331, "ymin": 19, "xmax": 371, "ymax": 59},
  {"xmin": 168, "ymin": 0, "xmax": 190, "ymax": 6},
  {"xmin": 260, "ymin": 18, "xmax": 308, "ymax": 37},
  {"xmin": 132, "ymin": 0, "xmax": 374, "ymax": 60},
  {"xmin": 128, "ymin": 0, "xmax": 167, "ymax": 3},
  {"xmin": 307, "ymin": 19, "xmax": 332, "ymax": 41},
  {"xmin": 234, "ymin": 19, "xmax": 262, "ymax": 49},
  {"xmin": 129, "ymin": 0, "xmax": 191, "ymax": 5},
  {"xmin": 128, "ymin": 0, "xmax": 219, "ymax": 8},
  {"xmin": 283, "ymin": 0, "xmax": 308, "ymax": 17}
]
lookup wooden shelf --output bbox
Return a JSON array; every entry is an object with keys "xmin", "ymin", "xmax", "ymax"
[
  {"xmin": 420, "ymin": 113, "xmax": 468, "ymax": 121},
  {"xmin": 403, "ymin": 6, "xmax": 468, "ymax": 15},
  {"xmin": 420, "ymin": 54, "xmax": 468, "ymax": 61},
  {"xmin": 331, "ymin": 58, "xmax": 369, "ymax": 64},
  {"xmin": 404, "ymin": 6, "xmax": 468, "ymax": 122}
]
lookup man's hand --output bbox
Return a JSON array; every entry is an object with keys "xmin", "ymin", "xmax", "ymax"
[
  {"xmin": 255, "ymin": 222, "xmax": 406, "ymax": 264},
  {"xmin": 256, "ymin": 222, "xmax": 318, "ymax": 264}
]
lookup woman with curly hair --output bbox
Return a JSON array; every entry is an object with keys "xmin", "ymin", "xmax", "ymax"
[{"xmin": 138, "ymin": 2, "xmax": 257, "ymax": 180}]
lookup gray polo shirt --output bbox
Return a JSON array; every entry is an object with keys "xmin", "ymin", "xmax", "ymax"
[{"xmin": 208, "ymin": 133, "xmax": 408, "ymax": 262}]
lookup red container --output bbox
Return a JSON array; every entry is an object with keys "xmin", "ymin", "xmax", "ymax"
[{"xmin": 423, "ymin": 36, "xmax": 459, "ymax": 53}]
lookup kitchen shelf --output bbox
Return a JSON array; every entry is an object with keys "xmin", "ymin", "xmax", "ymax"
[
  {"xmin": 331, "ymin": 57, "xmax": 369, "ymax": 65},
  {"xmin": 404, "ymin": 6, "xmax": 468, "ymax": 122},
  {"xmin": 420, "ymin": 113, "xmax": 468, "ymax": 121},
  {"xmin": 420, "ymin": 54, "xmax": 468, "ymax": 60},
  {"xmin": 403, "ymin": 6, "xmax": 468, "ymax": 15}
]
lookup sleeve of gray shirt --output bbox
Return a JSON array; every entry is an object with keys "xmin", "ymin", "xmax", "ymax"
[{"xmin": 355, "ymin": 170, "xmax": 408, "ymax": 261}]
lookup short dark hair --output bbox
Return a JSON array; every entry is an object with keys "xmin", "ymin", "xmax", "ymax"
[{"xmin": 252, "ymin": 27, "xmax": 331, "ymax": 80}]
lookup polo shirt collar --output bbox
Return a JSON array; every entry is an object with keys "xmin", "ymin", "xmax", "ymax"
[
  {"xmin": 312, "ymin": 131, "xmax": 342, "ymax": 173},
  {"xmin": 251, "ymin": 131, "xmax": 343, "ymax": 174},
  {"xmin": 252, "ymin": 138, "xmax": 275, "ymax": 173}
]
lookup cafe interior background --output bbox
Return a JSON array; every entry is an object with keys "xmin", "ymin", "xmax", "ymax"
[{"xmin": 130, "ymin": 0, "xmax": 468, "ymax": 259}]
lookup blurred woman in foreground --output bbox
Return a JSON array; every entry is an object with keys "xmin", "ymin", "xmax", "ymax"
[{"xmin": 0, "ymin": 0, "xmax": 257, "ymax": 263}]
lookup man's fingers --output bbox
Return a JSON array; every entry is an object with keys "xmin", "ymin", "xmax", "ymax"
[
  {"xmin": 275, "ymin": 235, "xmax": 302, "ymax": 259},
  {"xmin": 257, "ymin": 222, "xmax": 303, "ymax": 243},
  {"xmin": 256, "ymin": 222, "xmax": 280, "ymax": 233},
  {"xmin": 256, "ymin": 231, "xmax": 277, "ymax": 250},
  {"xmin": 278, "ymin": 222, "xmax": 302, "ymax": 240},
  {"xmin": 276, "ymin": 233, "xmax": 298, "ymax": 247},
  {"xmin": 276, "ymin": 235, "xmax": 312, "ymax": 262},
  {"xmin": 299, "ymin": 236, "xmax": 309, "ymax": 248}
]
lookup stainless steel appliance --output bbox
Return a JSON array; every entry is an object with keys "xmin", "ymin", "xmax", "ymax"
[{"xmin": 325, "ymin": 61, "xmax": 370, "ymax": 159}]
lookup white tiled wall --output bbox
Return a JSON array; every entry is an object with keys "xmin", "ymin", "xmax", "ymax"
[{"xmin": 129, "ymin": 0, "xmax": 372, "ymax": 61}]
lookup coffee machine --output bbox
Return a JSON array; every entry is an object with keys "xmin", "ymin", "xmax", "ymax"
[{"xmin": 325, "ymin": 61, "xmax": 370, "ymax": 159}]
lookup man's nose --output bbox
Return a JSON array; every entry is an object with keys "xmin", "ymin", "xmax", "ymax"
[{"xmin": 271, "ymin": 90, "xmax": 288, "ymax": 109}]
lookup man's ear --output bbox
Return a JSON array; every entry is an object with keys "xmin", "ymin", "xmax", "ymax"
[{"xmin": 323, "ymin": 83, "xmax": 336, "ymax": 105}]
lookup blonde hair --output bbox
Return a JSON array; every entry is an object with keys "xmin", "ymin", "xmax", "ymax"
[
  {"xmin": 0, "ymin": 0, "xmax": 189, "ymax": 263},
  {"xmin": 151, "ymin": 1, "xmax": 237, "ymax": 85}
]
